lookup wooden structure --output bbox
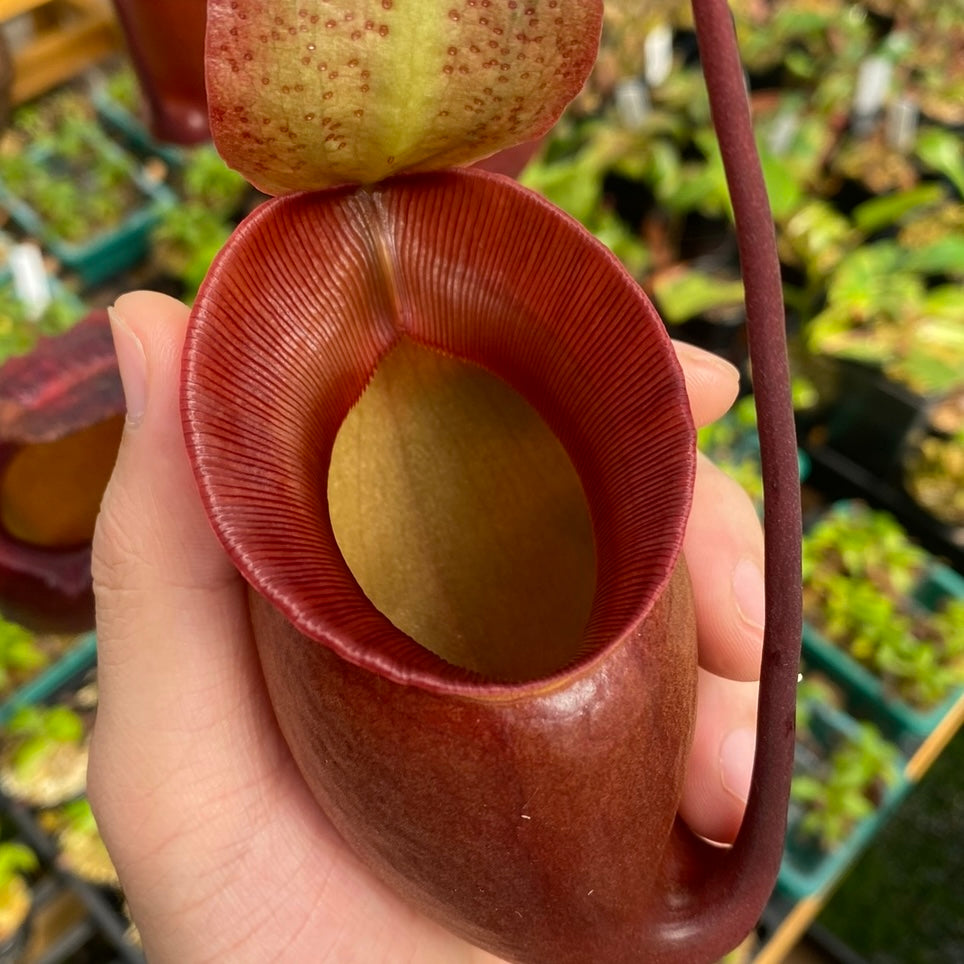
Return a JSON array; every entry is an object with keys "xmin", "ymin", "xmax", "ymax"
[{"xmin": 0, "ymin": 0, "xmax": 121, "ymax": 106}]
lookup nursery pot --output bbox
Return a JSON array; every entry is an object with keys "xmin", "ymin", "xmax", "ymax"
[
  {"xmin": 109, "ymin": 0, "xmax": 209, "ymax": 146},
  {"xmin": 0, "ymin": 312, "xmax": 124, "ymax": 632},
  {"xmin": 183, "ymin": 169, "xmax": 789, "ymax": 962}
]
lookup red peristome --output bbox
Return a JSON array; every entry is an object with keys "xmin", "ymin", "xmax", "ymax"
[
  {"xmin": 183, "ymin": 168, "xmax": 696, "ymax": 697},
  {"xmin": 0, "ymin": 311, "xmax": 125, "ymax": 632}
]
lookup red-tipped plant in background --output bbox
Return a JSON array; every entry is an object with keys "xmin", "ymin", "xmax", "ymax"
[
  {"xmin": 109, "ymin": 0, "xmax": 210, "ymax": 146},
  {"xmin": 0, "ymin": 312, "xmax": 124, "ymax": 633}
]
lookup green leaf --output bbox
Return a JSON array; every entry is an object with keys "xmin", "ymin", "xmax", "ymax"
[
  {"xmin": 780, "ymin": 199, "xmax": 857, "ymax": 276},
  {"xmin": 590, "ymin": 210, "xmax": 650, "ymax": 278},
  {"xmin": 182, "ymin": 145, "xmax": 249, "ymax": 217},
  {"xmin": 56, "ymin": 796, "xmax": 100, "ymax": 835},
  {"xmin": 904, "ymin": 236, "xmax": 964, "ymax": 278},
  {"xmin": 916, "ymin": 126, "xmax": 964, "ymax": 197},
  {"xmin": 521, "ymin": 151, "xmax": 606, "ymax": 226},
  {"xmin": 652, "ymin": 269, "xmax": 744, "ymax": 325},
  {"xmin": 851, "ymin": 183, "xmax": 946, "ymax": 235},
  {"xmin": 791, "ymin": 774, "xmax": 825, "ymax": 803},
  {"xmin": 5, "ymin": 704, "xmax": 84, "ymax": 744},
  {"xmin": 759, "ymin": 147, "xmax": 804, "ymax": 220},
  {"xmin": 44, "ymin": 706, "xmax": 85, "ymax": 743},
  {"xmin": 0, "ymin": 842, "xmax": 37, "ymax": 885},
  {"xmin": 0, "ymin": 620, "xmax": 43, "ymax": 670}
]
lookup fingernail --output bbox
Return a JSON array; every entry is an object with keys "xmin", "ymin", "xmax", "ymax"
[
  {"xmin": 108, "ymin": 305, "xmax": 147, "ymax": 426},
  {"xmin": 720, "ymin": 726, "xmax": 756, "ymax": 804},
  {"xmin": 674, "ymin": 341, "xmax": 740, "ymax": 386},
  {"xmin": 732, "ymin": 557, "xmax": 766, "ymax": 633}
]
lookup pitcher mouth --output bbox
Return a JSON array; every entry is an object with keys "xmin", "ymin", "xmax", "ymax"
[{"xmin": 181, "ymin": 168, "xmax": 695, "ymax": 696}]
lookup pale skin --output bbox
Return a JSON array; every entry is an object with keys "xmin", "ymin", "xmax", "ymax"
[{"xmin": 89, "ymin": 289, "xmax": 764, "ymax": 963}]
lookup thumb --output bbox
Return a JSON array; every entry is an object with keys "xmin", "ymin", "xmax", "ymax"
[
  {"xmin": 90, "ymin": 289, "xmax": 253, "ymax": 814},
  {"xmin": 93, "ymin": 290, "xmax": 236, "ymax": 611},
  {"xmin": 89, "ymin": 291, "xmax": 331, "ymax": 959}
]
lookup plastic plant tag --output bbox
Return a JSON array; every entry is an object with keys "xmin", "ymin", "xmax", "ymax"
[
  {"xmin": 644, "ymin": 24, "xmax": 674, "ymax": 88},
  {"xmin": 852, "ymin": 55, "xmax": 892, "ymax": 132},
  {"xmin": 9, "ymin": 244, "xmax": 50, "ymax": 322},
  {"xmin": 886, "ymin": 97, "xmax": 919, "ymax": 154},
  {"xmin": 615, "ymin": 78, "xmax": 650, "ymax": 131}
]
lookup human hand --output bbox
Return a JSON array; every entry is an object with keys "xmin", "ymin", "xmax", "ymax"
[{"xmin": 89, "ymin": 290, "xmax": 762, "ymax": 962}]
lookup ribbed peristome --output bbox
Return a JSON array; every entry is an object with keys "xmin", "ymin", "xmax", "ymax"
[{"xmin": 182, "ymin": 168, "xmax": 694, "ymax": 695}]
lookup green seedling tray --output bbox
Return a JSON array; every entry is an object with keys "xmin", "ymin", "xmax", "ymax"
[
  {"xmin": 91, "ymin": 89, "xmax": 185, "ymax": 169},
  {"xmin": 0, "ymin": 633, "xmax": 97, "ymax": 726},
  {"xmin": 802, "ymin": 561, "xmax": 964, "ymax": 742},
  {"xmin": 777, "ymin": 702, "xmax": 910, "ymax": 902},
  {"xmin": 0, "ymin": 140, "xmax": 176, "ymax": 288}
]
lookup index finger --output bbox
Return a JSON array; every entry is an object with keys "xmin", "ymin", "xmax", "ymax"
[{"xmin": 673, "ymin": 341, "xmax": 741, "ymax": 428}]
